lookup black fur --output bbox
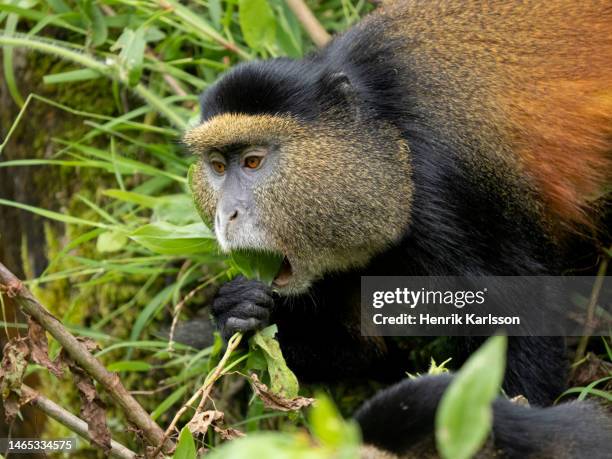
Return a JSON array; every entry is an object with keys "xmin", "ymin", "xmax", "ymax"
[
  {"xmin": 355, "ymin": 374, "xmax": 612, "ymax": 458},
  {"xmin": 204, "ymin": 12, "xmax": 568, "ymax": 406},
  {"xmin": 211, "ymin": 276, "xmax": 273, "ymax": 341}
]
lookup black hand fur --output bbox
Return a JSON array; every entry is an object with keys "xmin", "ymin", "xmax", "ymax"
[{"xmin": 211, "ymin": 275, "xmax": 273, "ymax": 341}]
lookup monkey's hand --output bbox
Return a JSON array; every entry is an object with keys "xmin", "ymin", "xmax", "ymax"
[{"xmin": 211, "ymin": 276, "xmax": 274, "ymax": 342}]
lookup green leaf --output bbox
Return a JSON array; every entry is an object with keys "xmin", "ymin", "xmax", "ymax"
[
  {"xmin": 89, "ymin": 2, "xmax": 108, "ymax": 47},
  {"xmin": 250, "ymin": 325, "xmax": 298, "ymax": 398},
  {"xmin": 206, "ymin": 431, "xmax": 322, "ymax": 459},
  {"xmin": 103, "ymin": 189, "xmax": 159, "ymax": 208},
  {"xmin": 144, "ymin": 26, "xmax": 166, "ymax": 43},
  {"xmin": 106, "ymin": 360, "xmax": 151, "ymax": 372},
  {"xmin": 209, "ymin": 0, "xmax": 223, "ymax": 29},
  {"xmin": 271, "ymin": 0, "xmax": 303, "ymax": 58},
  {"xmin": 0, "ymin": 198, "xmax": 109, "ymax": 229},
  {"xmin": 153, "ymin": 194, "xmax": 201, "ymax": 226},
  {"xmin": 111, "ymin": 27, "xmax": 146, "ymax": 86},
  {"xmin": 239, "ymin": 0, "xmax": 276, "ymax": 50},
  {"xmin": 229, "ymin": 250, "xmax": 283, "ymax": 285},
  {"xmin": 151, "ymin": 385, "xmax": 189, "ymax": 421},
  {"xmin": 129, "ymin": 222, "xmax": 217, "ymax": 255},
  {"xmin": 47, "ymin": 0, "xmax": 71, "ymax": 14},
  {"xmin": 309, "ymin": 393, "xmax": 360, "ymax": 450},
  {"xmin": 173, "ymin": 426, "xmax": 196, "ymax": 459},
  {"xmin": 3, "ymin": 12, "xmax": 25, "ymax": 107},
  {"xmin": 558, "ymin": 387, "xmax": 612, "ymax": 402},
  {"xmin": 435, "ymin": 335, "xmax": 507, "ymax": 459},
  {"xmin": 43, "ymin": 68, "xmax": 103, "ymax": 85},
  {"xmin": 96, "ymin": 231, "xmax": 128, "ymax": 253}
]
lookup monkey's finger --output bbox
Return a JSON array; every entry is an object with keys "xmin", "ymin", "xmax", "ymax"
[
  {"xmin": 213, "ymin": 302, "xmax": 270, "ymax": 321},
  {"xmin": 222, "ymin": 317, "xmax": 266, "ymax": 340},
  {"xmin": 217, "ymin": 276, "xmax": 270, "ymax": 296},
  {"xmin": 212, "ymin": 288, "xmax": 273, "ymax": 312},
  {"xmin": 231, "ymin": 302, "xmax": 270, "ymax": 320}
]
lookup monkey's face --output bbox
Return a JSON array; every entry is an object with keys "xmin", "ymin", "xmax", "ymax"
[{"xmin": 185, "ymin": 113, "xmax": 413, "ymax": 294}]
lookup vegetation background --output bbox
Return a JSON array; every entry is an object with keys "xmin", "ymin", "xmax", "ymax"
[{"xmin": 0, "ymin": 1, "xmax": 609, "ymax": 458}]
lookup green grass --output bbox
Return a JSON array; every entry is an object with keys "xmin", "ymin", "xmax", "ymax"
[
  {"xmin": 0, "ymin": 0, "xmax": 373, "ymax": 455},
  {"xmin": 1, "ymin": 1, "xmax": 609, "ymax": 457}
]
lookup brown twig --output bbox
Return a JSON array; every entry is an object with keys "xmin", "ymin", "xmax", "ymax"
[
  {"xmin": 22, "ymin": 385, "xmax": 136, "ymax": 459},
  {"xmin": 151, "ymin": 332, "xmax": 243, "ymax": 458},
  {"xmin": 167, "ymin": 272, "xmax": 224, "ymax": 352},
  {"xmin": 573, "ymin": 251, "xmax": 610, "ymax": 367},
  {"xmin": 286, "ymin": 0, "xmax": 331, "ymax": 47},
  {"xmin": 0, "ymin": 263, "xmax": 174, "ymax": 455}
]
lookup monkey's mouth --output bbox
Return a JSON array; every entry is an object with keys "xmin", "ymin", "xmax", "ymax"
[{"xmin": 272, "ymin": 257, "xmax": 293, "ymax": 288}]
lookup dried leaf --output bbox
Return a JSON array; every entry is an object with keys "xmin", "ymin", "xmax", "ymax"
[
  {"xmin": 69, "ymin": 365, "xmax": 111, "ymax": 452},
  {"xmin": 250, "ymin": 328, "xmax": 299, "ymax": 398},
  {"xmin": 0, "ymin": 338, "xmax": 30, "ymax": 422},
  {"xmin": 187, "ymin": 410, "xmax": 245, "ymax": 441},
  {"xmin": 509, "ymin": 395, "xmax": 529, "ymax": 406},
  {"xmin": 570, "ymin": 352, "xmax": 612, "ymax": 390},
  {"xmin": 186, "ymin": 410, "xmax": 223, "ymax": 436},
  {"xmin": 56, "ymin": 337, "xmax": 110, "ymax": 451},
  {"xmin": 250, "ymin": 374, "xmax": 314, "ymax": 412},
  {"xmin": 27, "ymin": 316, "xmax": 63, "ymax": 378},
  {"xmin": 77, "ymin": 336, "xmax": 100, "ymax": 353},
  {"xmin": 214, "ymin": 425, "xmax": 245, "ymax": 441}
]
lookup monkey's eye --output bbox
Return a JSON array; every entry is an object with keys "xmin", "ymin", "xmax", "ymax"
[
  {"xmin": 208, "ymin": 152, "xmax": 226, "ymax": 175},
  {"xmin": 244, "ymin": 156, "xmax": 262, "ymax": 169},
  {"xmin": 242, "ymin": 151, "xmax": 266, "ymax": 170}
]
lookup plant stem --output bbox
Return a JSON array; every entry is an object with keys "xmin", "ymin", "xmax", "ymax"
[
  {"xmin": 0, "ymin": 34, "xmax": 188, "ymax": 129},
  {"xmin": 151, "ymin": 332, "xmax": 243, "ymax": 457},
  {"xmin": 22, "ymin": 385, "xmax": 137, "ymax": 459},
  {"xmin": 573, "ymin": 252, "xmax": 610, "ymax": 367},
  {"xmin": 156, "ymin": 0, "xmax": 252, "ymax": 60},
  {"xmin": 286, "ymin": 0, "xmax": 331, "ymax": 47},
  {"xmin": 0, "ymin": 34, "xmax": 108, "ymax": 73},
  {"xmin": 0, "ymin": 263, "xmax": 174, "ymax": 455}
]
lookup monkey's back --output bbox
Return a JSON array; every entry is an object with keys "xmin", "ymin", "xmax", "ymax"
[{"xmin": 375, "ymin": 0, "xmax": 612, "ymax": 232}]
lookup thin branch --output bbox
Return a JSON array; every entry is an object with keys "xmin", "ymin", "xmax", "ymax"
[
  {"xmin": 0, "ymin": 263, "xmax": 174, "ymax": 455},
  {"xmin": 167, "ymin": 272, "xmax": 224, "ymax": 352},
  {"xmin": 286, "ymin": 0, "xmax": 331, "ymax": 47},
  {"xmin": 22, "ymin": 385, "xmax": 137, "ymax": 459},
  {"xmin": 151, "ymin": 332, "xmax": 243, "ymax": 458},
  {"xmin": 573, "ymin": 250, "xmax": 610, "ymax": 367}
]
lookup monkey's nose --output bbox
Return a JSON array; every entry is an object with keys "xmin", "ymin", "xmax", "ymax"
[{"xmin": 217, "ymin": 206, "xmax": 241, "ymax": 229}]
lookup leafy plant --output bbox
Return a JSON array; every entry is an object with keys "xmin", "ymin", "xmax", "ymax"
[
  {"xmin": 435, "ymin": 335, "xmax": 507, "ymax": 459},
  {"xmin": 0, "ymin": 1, "xmax": 374, "ymax": 455}
]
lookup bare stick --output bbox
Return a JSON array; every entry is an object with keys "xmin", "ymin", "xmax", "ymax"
[
  {"xmin": 286, "ymin": 0, "xmax": 331, "ymax": 47},
  {"xmin": 167, "ymin": 272, "xmax": 225, "ymax": 352},
  {"xmin": 22, "ymin": 385, "xmax": 136, "ymax": 459},
  {"xmin": 151, "ymin": 332, "xmax": 243, "ymax": 458},
  {"xmin": 573, "ymin": 252, "xmax": 610, "ymax": 367},
  {"xmin": 0, "ymin": 263, "xmax": 174, "ymax": 454}
]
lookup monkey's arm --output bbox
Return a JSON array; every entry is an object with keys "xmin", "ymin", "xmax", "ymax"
[
  {"xmin": 272, "ymin": 299, "xmax": 403, "ymax": 382},
  {"xmin": 355, "ymin": 374, "xmax": 612, "ymax": 459},
  {"xmin": 211, "ymin": 275, "xmax": 404, "ymax": 381}
]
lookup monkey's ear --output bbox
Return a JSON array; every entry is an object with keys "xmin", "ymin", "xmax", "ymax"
[
  {"xmin": 329, "ymin": 72, "xmax": 352, "ymax": 95},
  {"xmin": 319, "ymin": 71, "xmax": 359, "ymax": 113}
]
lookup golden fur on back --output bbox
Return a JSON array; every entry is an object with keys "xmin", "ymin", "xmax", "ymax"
[{"xmin": 380, "ymin": 0, "xmax": 612, "ymax": 231}]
